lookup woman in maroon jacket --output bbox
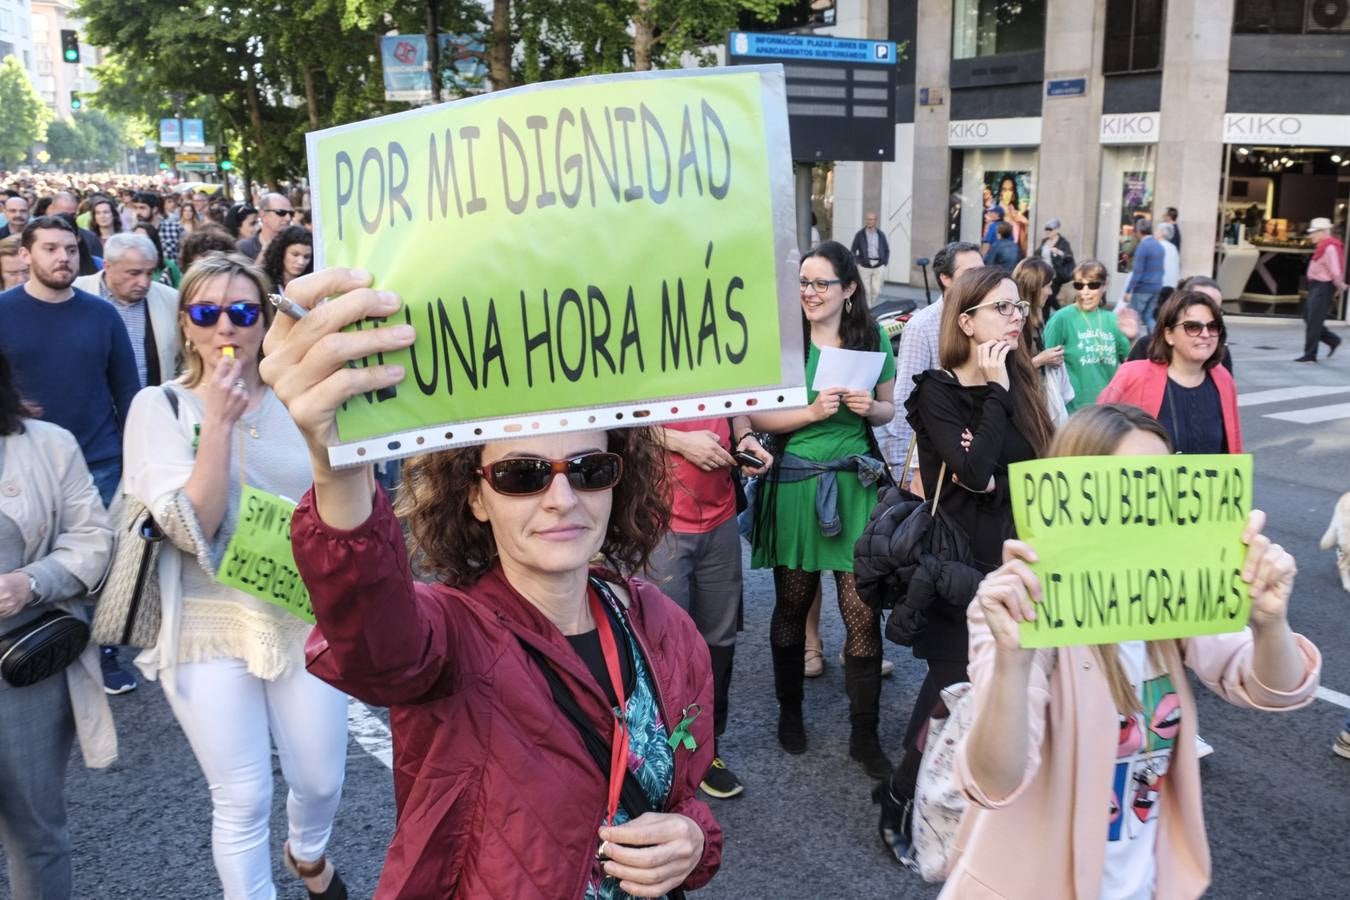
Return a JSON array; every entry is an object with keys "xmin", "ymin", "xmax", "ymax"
[{"xmin": 258, "ymin": 269, "xmax": 722, "ymax": 900}]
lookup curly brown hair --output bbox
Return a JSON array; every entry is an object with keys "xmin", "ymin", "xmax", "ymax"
[{"xmin": 397, "ymin": 427, "xmax": 672, "ymax": 587}]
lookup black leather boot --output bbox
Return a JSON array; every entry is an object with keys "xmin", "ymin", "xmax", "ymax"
[
  {"xmin": 770, "ymin": 643, "xmax": 807, "ymax": 754},
  {"xmin": 845, "ymin": 655, "xmax": 893, "ymax": 779}
]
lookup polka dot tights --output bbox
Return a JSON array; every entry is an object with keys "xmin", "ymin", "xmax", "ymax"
[{"xmin": 771, "ymin": 567, "xmax": 881, "ymax": 658}]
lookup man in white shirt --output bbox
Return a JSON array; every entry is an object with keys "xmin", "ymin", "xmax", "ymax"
[
  {"xmin": 850, "ymin": 212, "xmax": 890, "ymax": 305},
  {"xmin": 1157, "ymin": 222, "xmax": 1180, "ymax": 290},
  {"xmin": 877, "ymin": 240, "xmax": 984, "ymax": 491}
]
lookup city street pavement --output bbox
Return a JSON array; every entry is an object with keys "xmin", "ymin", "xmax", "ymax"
[{"xmin": 8, "ymin": 317, "xmax": 1350, "ymax": 900}]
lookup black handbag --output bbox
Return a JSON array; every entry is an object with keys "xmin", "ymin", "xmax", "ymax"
[{"xmin": 0, "ymin": 609, "xmax": 91, "ymax": 687}]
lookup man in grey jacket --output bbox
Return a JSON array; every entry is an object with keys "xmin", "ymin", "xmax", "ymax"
[{"xmin": 74, "ymin": 233, "xmax": 181, "ymax": 389}]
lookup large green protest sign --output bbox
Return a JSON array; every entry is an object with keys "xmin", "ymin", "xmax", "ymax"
[
  {"xmin": 218, "ymin": 487, "xmax": 315, "ymax": 624},
  {"xmin": 307, "ymin": 65, "xmax": 803, "ymax": 467},
  {"xmin": 1009, "ymin": 454, "xmax": 1253, "ymax": 648}
]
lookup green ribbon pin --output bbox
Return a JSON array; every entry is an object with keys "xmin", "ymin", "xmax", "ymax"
[{"xmin": 667, "ymin": 704, "xmax": 702, "ymax": 752}]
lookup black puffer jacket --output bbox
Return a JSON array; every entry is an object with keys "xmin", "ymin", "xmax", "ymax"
[{"xmin": 854, "ymin": 485, "xmax": 983, "ymax": 648}]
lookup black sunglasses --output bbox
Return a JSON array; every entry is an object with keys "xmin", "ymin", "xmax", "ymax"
[
  {"xmin": 476, "ymin": 452, "xmax": 623, "ymax": 496},
  {"xmin": 1174, "ymin": 320, "xmax": 1223, "ymax": 337},
  {"xmin": 186, "ymin": 302, "xmax": 263, "ymax": 328},
  {"xmin": 1072, "ymin": 280, "xmax": 1105, "ymax": 291}
]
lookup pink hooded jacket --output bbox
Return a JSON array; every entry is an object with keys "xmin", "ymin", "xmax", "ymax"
[{"xmin": 940, "ymin": 600, "xmax": 1321, "ymax": 899}]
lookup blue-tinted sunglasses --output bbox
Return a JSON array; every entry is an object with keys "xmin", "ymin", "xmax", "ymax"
[{"xmin": 186, "ymin": 302, "xmax": 263, "ymax": 328}]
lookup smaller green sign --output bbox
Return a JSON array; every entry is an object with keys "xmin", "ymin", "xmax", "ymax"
[
  {"xmin": 1009, "ymin": 454, "xmax": 1253, "ymax": 648},
  {"xmin": 218, "ymin": 486, "xmax": 314, "ymax": 623}
]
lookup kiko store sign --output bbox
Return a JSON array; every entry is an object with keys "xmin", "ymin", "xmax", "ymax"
[
  {"xmin": 1223, "ymin": 113, "xmax": 1350, "ymax": 146},
  {"xmin": 1100, "ymin": 112, "xmax": 1160, "ymax": 145}
]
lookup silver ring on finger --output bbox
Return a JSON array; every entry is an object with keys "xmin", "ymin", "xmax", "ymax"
[{"xmin": 233, "ymin": 379, "xmax": 246, "ymax": 391}]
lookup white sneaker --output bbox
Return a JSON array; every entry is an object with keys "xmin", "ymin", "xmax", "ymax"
[
  {"xmin": 1194, "ymin": 735, "xmax": 1214, "ymax": 759},
  {"xmin": 836, "ymin": 652, "xmax": 895, "ymax": 677}
]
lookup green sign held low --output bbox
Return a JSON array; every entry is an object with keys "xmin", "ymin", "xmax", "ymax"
[
  {"xmin": 1009, "ymin": 454, "xmax": 1253, "ymax": 648},
  {"xmin": 306, "ymin": 65, "xmax": 803, "ymax": 468},
  {"xmin": 218, "ymin": 486, "xmax": 315, "ymax": 624}
]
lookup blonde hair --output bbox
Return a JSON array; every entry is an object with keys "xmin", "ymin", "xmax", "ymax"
[
  {"xmin": 1050, "ymin": 405, "xmax": 1177, "ymax": 714},
  {"xmin": 177, "ymin": 252, "xmax": 273, "ymax": 388}
]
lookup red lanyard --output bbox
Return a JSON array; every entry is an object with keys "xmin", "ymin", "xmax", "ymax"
[{"xmin": 588, "ymin": 586, "xmax": 628, "ymax": 826}]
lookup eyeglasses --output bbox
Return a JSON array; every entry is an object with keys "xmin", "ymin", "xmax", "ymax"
[
  {"xmin": 1174, "ymin": 320, "xmax": 1223, "ymax": 337},
  {"xmin": 476, "ymin": 452, "xmax": 623, "ymax": 496},
  {"xmin": 964, "ymin": 298, "xmax": 1030, "ymax": 318},
  {"xmin": 799, "ymin": 278, "xmax": 842, "ymax": 294},
  {"xmin": 264, "ymin": 209, "xmax": 294, "ymax": 218},
  {"xmin": 1072, "ymin": 281, "xmax": 1105, "ymax": 291},
  {"xmin": 186, "ymin": 302, "xmax": 264, "ymax": 328}
]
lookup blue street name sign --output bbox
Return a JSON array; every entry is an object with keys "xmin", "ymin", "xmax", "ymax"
[
  {"xmin": 1047, "ymin": 77, "xmax": 1088, "ymax": 98},
  {"xmin": 728, "ymin": 31, "xmax": 897, "ymax": 66}
]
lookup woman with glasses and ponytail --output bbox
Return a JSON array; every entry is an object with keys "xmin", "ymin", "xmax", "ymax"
[
  {"xmin": 941, "ymin": 404, "xmax": 1318, "ymax": 899},
  {"xmin": 747, "ymin": 240, "xmax": 897, "ymax": 779},
  {"xmin": 1100, "ymin": 289, "xmax": 1242, "ymax": 456},
  {"xmin": 1041, "ymin": 260, "xmax": 1132, "ymax": 412},
  {"xmin": 122, "ymin": 254, "xmax": 351, "ymax": 900},
  {"xmin": 874, "ymin": 266, "xmax": 1054, "ymax": 864},
  {"xmin": 256, "ymin": 268, "xmax": 723, "ymax": 898}
]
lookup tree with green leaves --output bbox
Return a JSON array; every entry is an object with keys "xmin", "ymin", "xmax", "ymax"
[
  {"xmin": 0, "ymin": 57, "xmax": 52, "ymax": 168},
  {"xmin": 44, "ymin": 119, "xmax": 92, "ymax": 168},
  {"xmin": 79, "ymin": 0, "xmax": 791, "ymax": 184}
]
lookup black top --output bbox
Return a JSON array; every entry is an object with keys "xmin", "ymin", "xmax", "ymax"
[
  {"xmin": 1157, "ymin": 374, "xmax": 1227, "ymax": 454},
  {"xmin": 905, "ymin": 370, "xmax": 1038, "ymax": 661},
  {"xmin": 565, "ymin": 600, "xmax": 635, "ymax": 708}
]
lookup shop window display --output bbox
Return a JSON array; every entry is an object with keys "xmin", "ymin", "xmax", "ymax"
[
  {"xmin": 1216, "ymin": 144, "xmax": 1350, "ymax": 317},
  {"xmin": 950, "ymin": 148, "xmax": 1039, "ymax": 256}
]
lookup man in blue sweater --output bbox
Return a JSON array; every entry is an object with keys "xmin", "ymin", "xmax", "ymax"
[
  {"xmin": 0, "ymin": 215, "xmax": 141, "ymax": 692},
  {"xmin": 1123, "ymin": 217, "xmax": 1165, "ymax": 331}
]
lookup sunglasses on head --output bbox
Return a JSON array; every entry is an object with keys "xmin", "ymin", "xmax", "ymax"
[
  {"xmin": 476, "ymin": 452, "xmax": 623, "ymax": 496},
  {"xmin": 1072, "ymin": 280, "xmax": 1105, "ymax": 291},
  {"xmin": 186, "ymin": 302, "xmax": 264, "ymax": 328},
  {"xmin": 1174, "ymin": 319, "xmax": 1222, "ymax": 337}
]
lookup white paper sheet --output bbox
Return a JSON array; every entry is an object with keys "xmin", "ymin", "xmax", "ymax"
[{"xmin": 811, "ymin": 346, "xmax": 888, "ymax": 392}]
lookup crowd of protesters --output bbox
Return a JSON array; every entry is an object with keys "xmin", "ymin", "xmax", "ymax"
[{"xmin": 0, "ymin": 165, "xmax": 1334, "ymax": 900}]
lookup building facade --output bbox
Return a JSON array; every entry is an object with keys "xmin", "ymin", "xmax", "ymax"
[
  {"xmin": 0, "ymin": 0, "xmax": 38, "ymax": 81},
  {"xmin": 819, "ymin": 0, "xmax": 1350, "ymax": 318}
]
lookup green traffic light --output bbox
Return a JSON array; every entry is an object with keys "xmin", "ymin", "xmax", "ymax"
[
  {"xmin": 158, "ymin": 162, "xmax": 169, "ymax": 170},
  {"xmin": 64, "ymin": 49, "xmax": 78, "ymax": 62},
  {"xmin": 220, "ymin": 160, "xmax": 234, "ymax": 171}
]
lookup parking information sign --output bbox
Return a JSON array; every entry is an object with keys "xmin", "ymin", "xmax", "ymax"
[{"xmin": 727, "ymin": 31, "xmax": 897, "ymax": 162}]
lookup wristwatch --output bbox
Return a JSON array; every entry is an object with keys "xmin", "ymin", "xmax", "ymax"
[{"xmin": 25, "ymin": 573, "xmax": 42, "ymax": 607}]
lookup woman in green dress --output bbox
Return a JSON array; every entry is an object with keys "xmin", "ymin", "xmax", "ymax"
[{"xmin": 750, "ymin": 240, "xmax": 896, "ymax": 778}]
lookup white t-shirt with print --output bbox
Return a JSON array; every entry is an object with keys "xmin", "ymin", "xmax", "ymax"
[{"xmin": 1100, "ymin": 641, "xmax": 1181, "ymax": 900}]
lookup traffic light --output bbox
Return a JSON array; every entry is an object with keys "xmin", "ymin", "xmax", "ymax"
[
  {"xmin": 69, "ymin": 91, "xmax": 82, "ymax": 111},
  {"xmin": 60, "ymin": 30, "xmax": 79, "ymax": 64},
  {"xmin": 219, "ymin": 159, "xmax": 233, "ymax": 171}
]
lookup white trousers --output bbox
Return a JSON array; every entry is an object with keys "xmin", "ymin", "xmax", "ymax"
[
  {"xmin": 861, "ymin": 265, "xmax": 886, "ymax": 306},
  {"xmin": 164, "ymin": 657, "xmax": 349, "ymax": 900}
]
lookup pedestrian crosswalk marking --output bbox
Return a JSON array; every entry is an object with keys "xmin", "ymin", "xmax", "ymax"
[
  {"xmin": 1317, "ymin": 686, "xmax": 1350, "ymax": 711},
  {"xmin": 1238, "ymin": 386, "xmax": 1350, "ymax": 408},
  {"xmin": 348, "ymin": 699, "xmax": 394, "ymax": 769},
  {"xmin": 1264, "ymin": 403, "xmax": 1350, "ymax": 424}
]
